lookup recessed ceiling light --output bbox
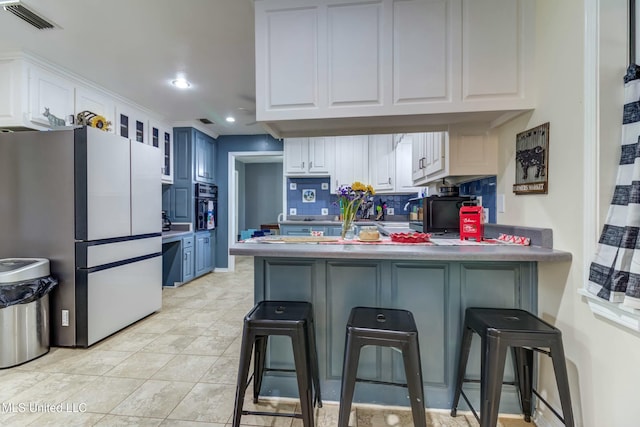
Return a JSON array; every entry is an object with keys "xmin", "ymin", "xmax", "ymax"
[
  {"xmin": 225, "ymin": 116, "xmax": 236, "ymax": 123},
  {"xmin": 171, "ymin": 78, "xmax": 191, "ymax": 89}
]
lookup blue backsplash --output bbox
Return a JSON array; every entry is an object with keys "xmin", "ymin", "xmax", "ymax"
[
  {"xmin": 286, "ymin": 177, "xmax": 415, "ymax": 218},
  {"xmin": 286, "ymin": 176, "xmax": 497, "ymax": 222},
  {"xmin": 459, "ymin": 176, "xmax": 497, "ymax": 223}
]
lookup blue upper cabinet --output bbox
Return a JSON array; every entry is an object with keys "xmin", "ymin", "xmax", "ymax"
[
  {"xmin": 174, "ymin": 127, "xmax": 216, "ymax": 184},
  {"xmin": 195, "ymin": 130, "xmax": 215, "ymax": 184}
]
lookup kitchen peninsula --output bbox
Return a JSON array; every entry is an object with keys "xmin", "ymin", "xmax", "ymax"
[{"xmin": 229, "ymin": 225, "xmax": 571, "ymax": 413}]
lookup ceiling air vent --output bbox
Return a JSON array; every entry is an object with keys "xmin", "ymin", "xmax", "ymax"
[
  {"xmin": 199, "ymin": 118, "xmax": 214, "ymax": 125},
  {"xmin": 0, "ymin": 0, "xmax": 56, "ymax": 30}
]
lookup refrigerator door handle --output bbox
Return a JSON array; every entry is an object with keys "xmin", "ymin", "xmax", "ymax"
[{"xmin": 77, "ymin": 252, "xmax": 161, "ymax": 274}]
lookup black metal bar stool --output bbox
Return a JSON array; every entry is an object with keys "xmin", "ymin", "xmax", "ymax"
[
  {"xmin": 232, "ymin": 300, "xmax": 322, "ymax": 427},
  {"xmin": 451, "ymin": 307, "xmax": 574, "ymax": 427},
  {"xmin": 338, "ymin": 306, "xmax": 427, "ymax": 427}
]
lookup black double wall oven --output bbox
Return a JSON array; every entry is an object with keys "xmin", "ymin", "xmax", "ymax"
[{"xmin": 195, "ymin": 183, "xmax": 218, "ymax": 231}]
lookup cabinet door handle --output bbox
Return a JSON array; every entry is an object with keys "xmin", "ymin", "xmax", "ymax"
[
  {"xmin": 309, "ymin": 161, "xmax": 313, "ymax": 169},
  {"xmin": 388, "ymin": 177, "xmax": 391, "ymax": 184},
  {"xmin": 184, "ymin": 253, "xmax": 187, "ymax": 261},
  {"xmin": 302, "ymin": 161, "xmax": 305, "ymax": 169}
]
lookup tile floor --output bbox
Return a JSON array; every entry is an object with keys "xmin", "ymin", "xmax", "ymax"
[{"xmin": 0, "ymin": 256, "xmax": 534, "ymax": 426}]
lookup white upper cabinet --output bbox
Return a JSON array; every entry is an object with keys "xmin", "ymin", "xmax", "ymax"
[
  {"xmin": 328, "ymin": 2, "xmax": 382, "ymax": 107},
  {"xmin": 261, "ymin": 7, "xmax": 319, "ymax": 110},
  {"xmin": 284, "ymin": 137, "xmax": 334, "ymax": 175},
  {"xmin": 446, "ymin": 125, "xmax": 498, "ymax": 178},
  {"xmin": 423, "ymin": 132, "xmax": 445, "ymax": 176},
  {"xmin": 332, "ymin": 135, "xmax": 368, "ymax": 190},
  {"xmin": 149, "ymin": 119, "xmax": 173, "ymax": 184},
  {"xmin": 393, "ymin": 0, "xmax": 451, "ymax": 104},
  {"xmin": 284, "ymin": 138, "xmax": 308, "ymax": 174},
  {"xmin": 116, "ymin": 103, "xmax": 149, "ymax": 145},
  {"xmin": 28, "ymin": 65, "xmax": 74, "ymax": 128},
  {"xmin": 412, "ymin": 132, "xmax": 446, "ymax": 182},
  {"xmin": 75, "ymin": 87, "xmax": 115, "ymax": 133},
  {"xmin": 369, "ymin": 133, "xmax": 418, "ymax": 194},
  {"xmin": 394, "ymin": 136, "xmax": 419, "ymax": 193},
  {"xmin": 411, "ymin": 126, "xmax": 497, "ymax": 185},
  {"xmin": 308, "ymin": 137, "xmax": 334, "ymax": 174},
  {"xmin": 462, "ymin": 0, "xmax": 528, "ymax": 103},
  {"xmin": 160, "ymin": 126, "xmax": 174, "ymax": 184},
  {"xmin": 254, "ymin": 0, "xmax": 534, "ymax": 137},
  {"xmin": 368, "ymin": 134, "xmax": 395, "ymax": 193},
  {"xmin": 411, "ymin": 133, "xmax": 426, "ymax": 182}
]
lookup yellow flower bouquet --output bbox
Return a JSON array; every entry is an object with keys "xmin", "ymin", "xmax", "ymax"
[{"xmin": 336, "ymin": 181, "xmax": 375, "ymax": 239}]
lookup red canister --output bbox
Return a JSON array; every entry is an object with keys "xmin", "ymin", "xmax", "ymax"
[{"xmin": 459, "ymin": 205, "xmax": 484, "ymax": 242}]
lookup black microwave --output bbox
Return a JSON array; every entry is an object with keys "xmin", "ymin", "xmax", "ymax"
[{"xmin": 422, "ymin": 195, "xmax": 474, "ymax": 234}]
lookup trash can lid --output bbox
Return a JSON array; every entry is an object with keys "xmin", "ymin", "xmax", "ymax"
[{"xmin": 0, "ymin": 258, "xmax": 50, "ymax": 283}]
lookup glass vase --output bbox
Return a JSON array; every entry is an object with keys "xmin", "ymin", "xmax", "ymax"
[{"xmin": 342, "ymin": 222, "xmax": 356, "ymax": 240}]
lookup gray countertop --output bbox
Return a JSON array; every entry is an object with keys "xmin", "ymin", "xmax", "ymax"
[
  {"xmin": 229, "ymin": 240, "xmax": 572, "ymax": 262},
  {"xmin": 162, "ymin": 230, "xmax": 192, "ymax": 239},
  {"xmin": 161, "ymin": 223, "xmax": 194, "ymax": 242},
  {"xmin": 279, "ymin": 220, "xmax": 415, "ymax": 234},
  {"xmin": 279, "ymin": 220, "xmax": 377, "ymax": 226}
]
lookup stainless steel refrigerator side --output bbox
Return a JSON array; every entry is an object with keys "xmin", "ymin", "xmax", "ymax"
[
  {"xmin": 78, "ymin": 127, "xmax": 132, "ymax": 241},
  {"xmin": 0, "ymin": 130, "xmax": 78, "ymax": 347},
  {"xmin": 75, "ymin": 236, "xmax": 162, "ymax": 347},
  {"xmin": 131, "ymin": 140, "xmax": 162, "ymax": 235}
]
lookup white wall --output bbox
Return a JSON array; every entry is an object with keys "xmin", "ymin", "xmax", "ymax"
[
  {"xmin": 495, "ymin": 1, "xmax": 640, "ymax": 426},
  {"xmin": 235, "ymin": 160, "xmax": 246, "ymax": 233}
]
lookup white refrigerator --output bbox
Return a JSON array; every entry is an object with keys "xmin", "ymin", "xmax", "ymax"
[{"xmin": 0, "ymin": 126, "xmax": 162, "ymax": 347}]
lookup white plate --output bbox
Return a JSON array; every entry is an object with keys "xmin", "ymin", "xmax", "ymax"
[{"xmin": 356, "ymin": 237, "xmax": 381, "ymax": 242}]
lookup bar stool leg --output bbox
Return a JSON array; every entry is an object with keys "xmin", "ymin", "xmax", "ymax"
[
  {"xmin": 481, "ymin": 333, "xmax": 508, "ymax": 427},
  {"xmin": 401, "ymin": 337, "xmax": 427, "ymax": 427},
  {"xmin": 252, "ymin": 335, "xmax": 268, "ymax": 403},
  {"xmin": 307, "ymin": 318, "xmax": 323, "ymax": 408},
  {"xmin": 451, "ymin": 325, "xmax": 473, "ymax": 416},
  {"xmin": 338, "ymin": 332, "xmax": 361, "ymax": 427},
  {"xmin": 512, "ymin": 346, "xmax": 534, "ymax": 422},
  {"xmin": 550, "ymin": 339, "xmax": 575, "ymax": 427},
  {"xmin": 232, "ymin": 328, "xmax": 255, "ymax": 427},
  {"xmin": 291, "ymin": 329, "xmax": 315, "ymax": 427}
]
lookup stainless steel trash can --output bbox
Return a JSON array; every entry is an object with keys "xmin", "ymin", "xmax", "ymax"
[{"xmin": 0, "ymin": 258, "xmax": 52, "ymax": 368}]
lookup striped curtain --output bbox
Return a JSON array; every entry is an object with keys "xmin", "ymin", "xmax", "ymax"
[{"xmin": 587, "ymin": 64, "xmax": 640, "ymax": 309}]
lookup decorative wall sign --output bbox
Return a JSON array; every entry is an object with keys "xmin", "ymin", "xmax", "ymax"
[
  {"xmin": 513, "ymin": 122, "xmax": 549, "ymax": 195},
  {"xmin": 302, "ymin": 189, "xmax": 316, "ymax": 203}
]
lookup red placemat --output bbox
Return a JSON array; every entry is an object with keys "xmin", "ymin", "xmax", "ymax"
[{"xmin": 321, "ymin": 238, "xmax": 434, "ymax": 246}]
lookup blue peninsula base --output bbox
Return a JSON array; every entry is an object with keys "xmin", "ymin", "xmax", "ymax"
[{"xmin": 251, "ymin": 256, "xmax": 537, "ymax": 413}]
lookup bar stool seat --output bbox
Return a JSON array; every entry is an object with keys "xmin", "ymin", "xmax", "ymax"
[
  {"xmin": 232, "ymin": 300, "xmax": 322, "ymax": 427},
  {"xmin": 338, "ymin": 306, "xmax": 426, "ymax": 427},
  {"xmin": 451, "ymin": 307, "xmax": 574, "ymax": 427}
]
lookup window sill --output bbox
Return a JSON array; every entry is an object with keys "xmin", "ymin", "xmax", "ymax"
[{"xmin": 578, "ymin": 289, "xmax": 640, "ymax": 332}]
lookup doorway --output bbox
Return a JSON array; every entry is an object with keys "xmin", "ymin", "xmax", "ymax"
[{"xmin": 227, "ymin": 151, "xmax": 284, "ymax": 271}]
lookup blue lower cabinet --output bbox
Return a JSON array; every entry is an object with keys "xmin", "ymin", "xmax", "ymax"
[
  {"xmin": 195, "ymin": 231, "xmax": 213, "ymax": 278},
  {"xmin": 163, "ymin": 232, "xmax": 213, "ymax": 286},
  {"xmin": 279, "ymin": 225, "xmax": 345, "ymax": 236},
  {"xmin": 326, "ymin": 226, "xmax": 343, "ymax": 236},
  {"xmin": 182, "ymin": 236, "xmax": 194, "ymax": 283},
  {"xmin": 280, "ymin": 225, "xmax": 313, "ymax": 236},
  {"xmin": 279, "ymin": 224, "xmax": 355, "ymax": 237}
]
